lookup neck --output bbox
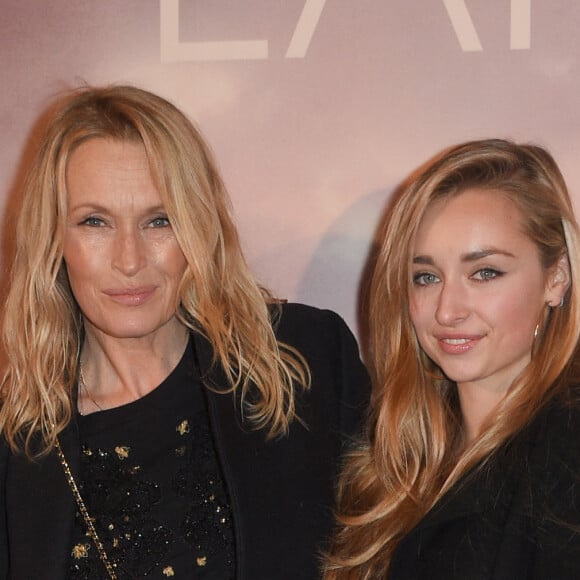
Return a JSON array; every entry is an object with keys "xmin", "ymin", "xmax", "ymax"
[
  {"xmin": 78, "ymin": 318, "xmax": 189, "ymax": 413},
  {"xmin": 457, "ymin": 381, "xmax": 506, "ymax": 443}
]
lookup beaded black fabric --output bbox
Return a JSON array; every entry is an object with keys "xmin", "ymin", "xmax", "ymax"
[{"xmin": 69, "ymin": 342, "xmax": 235, "ymax": 579}]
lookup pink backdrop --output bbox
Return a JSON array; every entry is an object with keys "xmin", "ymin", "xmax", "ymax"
[{"xmin": 2, "ymin": 0, "xmax": 580, "ymax": 335}]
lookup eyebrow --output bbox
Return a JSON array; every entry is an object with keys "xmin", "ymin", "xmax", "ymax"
[
  {"xmin": 68, "ymin": 203, "xmax": 167, "ymax": 213},
  {"xmin": 413, "ymin": 248, "xmax": 516, "ymax": 265}
]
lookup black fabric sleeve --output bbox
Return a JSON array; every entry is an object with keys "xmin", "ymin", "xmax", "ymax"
[
  {"xmin": 274, "ymin": 302, "xmax": 371, "ymax": 445},
  {"xmin": 0, "ymin": 441, "xmax": 9, "ymax": 580},
  {"xmin": 530, "ymin": 400, "xmax": 580, "ymax": 578}
]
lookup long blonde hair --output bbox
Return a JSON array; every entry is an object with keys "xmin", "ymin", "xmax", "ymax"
[
  {"xmin": 0, "ymin": 85, "xmax": 309, "ymax": 456},
  {"xmin": 326, "ymin": 139, "xmax": 580, "ymax": 578}
]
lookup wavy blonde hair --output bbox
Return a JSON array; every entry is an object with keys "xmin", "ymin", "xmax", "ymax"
[
  {"xmin": 0, "ymin": 85, "xmax": 309, "ymax": 456},
  {"xmin": 325, "ymin": 139, "xmax": 580, "ymax": 578}
]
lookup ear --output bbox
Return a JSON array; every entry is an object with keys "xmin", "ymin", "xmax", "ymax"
[{"xmin": 545, "ymin": 254, "xmax": 571, "ymax": 307}]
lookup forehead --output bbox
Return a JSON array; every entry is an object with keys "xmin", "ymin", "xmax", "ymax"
[
  {"xmin": 66, "ymin": 137, "xmax": 149, "ymax": 174},
  {"xmin": 64, "ymin": 138, "xmax": 165, "ymax": 205},
  {"xmin": 414, "ymin": 188, "xmax": 532, "ymax": 253}
]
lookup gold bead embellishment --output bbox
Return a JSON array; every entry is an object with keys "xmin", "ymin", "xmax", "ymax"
[
  {"xmin": 114, "ymin": 446, "xmax": 130, "ymax": 460},
  {"xmin": 176, "ymin": 419, "xmax": 190, "ymax": 436},
  {"xmin": 55, "ymin": 437, "xmax": 117, "ymax": 579},
  {"xmin": 196, "ymin": 556, "xmax": 207, "ymax": 567},
  {"xmin": 72, "ymin": 543, "xmax": 91, "ymax": 559},
  {"xmin": 163, "ymin": 566, "xmax": 175, "ymax": 577}
]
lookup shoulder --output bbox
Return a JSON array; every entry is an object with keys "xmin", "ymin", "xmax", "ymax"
[
  {"xmin": 488, "ymin": 387, "xmax": 580, "ymax": 520},
  {"xmin": 272, "ymin": 302, "xmax": 367, "ymax": 383},
  {"xmin": 274, "ymin": 300, "xmax": 348, "ymax": 327},
  {"xmin": 510, "ymin": 386, "xmax": 580, "ymax": 571},
  {"xmin": 512, "ymin": 387, "xmax": 580, "ymax": 488},
  {"xmin": 0, "ymin": 436, "xmax": 6, "ymax": 481},
  {"xmin": 516, "ymin": 386, "xmax": 580, "ymax": 520},
  {"xmin": 272, "ymin": 302, "xmax": 358, "ymax": 352},
  {"xmin": 272, "ymin": 302, "xmax": 371, "ymax": 430},
  {"xmin": 529, "ymin": 386, "xmax": 580, "ymax": 459},
  {"xmin": 0, "ymin": 434, "xmax": 8, "ymax": 474},
  {"xmin": 0, "ymin": 436, "xmax": 7, "ymax": 580}
]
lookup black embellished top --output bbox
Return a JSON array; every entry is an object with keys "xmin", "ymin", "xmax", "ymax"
[{"xmin": 68, "ymin": 342, "xmax": 235, "ymax": 579}]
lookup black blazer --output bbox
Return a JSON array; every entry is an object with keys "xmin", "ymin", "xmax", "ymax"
[
  {"xmin": 389, "ymin": 390, "xmax": 580, "ymax": 579},
  {"xmin": 0, "ymin": 303, "xmax": 370, "ymax": 579}
]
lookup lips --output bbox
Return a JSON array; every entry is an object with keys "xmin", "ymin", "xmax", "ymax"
[
  {"xmin": 103, "ymin": 286, "xmax": 156, "ymax": 306},
  {"xmin": 436, "ymin": 334, "xmax": 482, "ymax": 354}
]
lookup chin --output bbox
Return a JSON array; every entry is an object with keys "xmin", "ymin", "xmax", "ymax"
[
  {"xmin": 436, "ymin": 364, "xmax": 483, "ymax": 385},
  {"xmin": 103, "ymin": 328, "xmax": 161, "ymax": 340},
  {"xmin": 92, "ymin": 319, "xmax": 172, "ymax": 340}
]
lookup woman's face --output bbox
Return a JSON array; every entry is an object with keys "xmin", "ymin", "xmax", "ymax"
[
  {"xmin": 409, "ymin": 188, "xmax": 565, "ymax": 394},
  {"xmin": 63, "ymin": 138, "xmax": 188, "ymax": 343}
]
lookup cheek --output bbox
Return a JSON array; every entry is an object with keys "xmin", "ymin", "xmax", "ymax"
[
  {"xmin": 408, "ymin": 293, "xmax": 430, "ymax": 333},
  {"xmin": 63, "ymin": 248, "xmax": 103, "ymax": 288},
  {"xmin": 494, "ymin": 292, "xmax": 541, "ymax": 336},
  {"xmin": 149, "ymin": 242, "xmax": 188, "ymax": 289},
  {"xmin": 159, "ymin": 244, "xmax": 187, "ymax": 276},
  {"xmin": 482, "ymin": 280, "xmax": 546, "ymax": 351},
  {"xmin": 63, "ymin": 256, "xmax": 89, "ymax": 288},
  {"xmin": 63, "ymin": 234, "xmax": 102, "ymax": 277},
  {"xmin": 408, "ymin": 304, "xmax": 435, "ymax": 363}
]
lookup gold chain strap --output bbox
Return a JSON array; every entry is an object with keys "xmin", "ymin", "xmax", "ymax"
[{"xmin": 55, "ymin": 437, "xmax": 118, "ymax": 580}]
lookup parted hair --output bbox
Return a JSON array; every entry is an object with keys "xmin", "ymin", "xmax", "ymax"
[
  {"xmin": 325, "ymin": 139, "xmax": 580, "ymax": 578},
  {"xmin": 0, "ymin": 84, "xmax": 309, "ymax": 456}
]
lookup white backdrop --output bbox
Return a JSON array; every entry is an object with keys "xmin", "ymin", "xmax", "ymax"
[{"xmin": 2, "ymin": 0, "xmax": 580, "ymax": 336}]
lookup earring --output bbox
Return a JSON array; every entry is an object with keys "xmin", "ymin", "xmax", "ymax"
[{"xmin": 534, "ymin": 323, "xmax": 539, "ymax": 339}]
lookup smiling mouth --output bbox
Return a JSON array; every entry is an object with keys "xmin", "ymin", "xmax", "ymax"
[{"xmin": 437, "ymin": 335, "xmax": 482, "ymax": 354}]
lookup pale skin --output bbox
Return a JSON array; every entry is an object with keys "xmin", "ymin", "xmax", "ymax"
[
  {"xmin": 64, "ymin": 138, "xmax": 189, "ymax": 414},
  {"xmin": 410, "ymin": 189, "xmax": 570, "ymax": 441}
]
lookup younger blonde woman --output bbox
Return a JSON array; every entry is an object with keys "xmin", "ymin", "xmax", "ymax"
[{"xmin": 326, "ymin": 139, "xmax": 580, "ymax": 579}]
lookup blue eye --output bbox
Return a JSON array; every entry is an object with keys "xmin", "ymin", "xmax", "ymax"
[
  {"xmin": 81, "ymin": 216, "xmax": 105, "ymax": 227},
  {"xmin": 473, "ymin": 268, "xmax": 503, "ymax": 281},
  {"xmin": 149, "ymin": 217, "xmax": 170, "ymax": 228},
  {"xmin": 413, "ymin": 272, "xmax": 440, "ymax": 286}
]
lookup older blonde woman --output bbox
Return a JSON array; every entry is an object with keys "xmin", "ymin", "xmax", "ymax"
[{"xmin": 0, "ymin": 85, "xmax": 369, "ymax": 579}]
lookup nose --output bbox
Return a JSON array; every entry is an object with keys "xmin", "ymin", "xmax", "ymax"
[
  {"xmin": 112, "ymin": 227, "xmax": 146, "ymax": 276},
  {"xmin": 435, "ymin": 280, "xmax": 470, "ymax": 326}
]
